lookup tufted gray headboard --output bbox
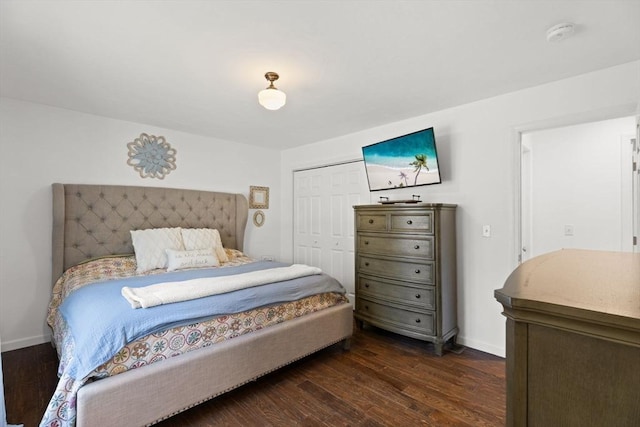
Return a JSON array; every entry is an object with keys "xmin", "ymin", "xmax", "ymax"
[{"xmin": 52, "ymin": 183, "xmax": 248, "ymax": 285}]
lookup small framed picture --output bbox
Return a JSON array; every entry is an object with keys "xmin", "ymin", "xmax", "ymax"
[{"xmin": 249, "ymin": 186, "xmax": 269, "ymax": 209}]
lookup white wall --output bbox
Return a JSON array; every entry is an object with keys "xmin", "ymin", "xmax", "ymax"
[
  {"xmin": 280, "ymin": 61, "xmax": 640, "ymax": 357},
  {"xmin": 2, "ymin": 62, "xmax": 639, "ymax": 355},
  {"xmin": 0, "ymin": 97, "xmax": 281, "ymax": 351},
  {"xmin": 523, "ymin": 117, "xmax": 636, "ymax": 257}
]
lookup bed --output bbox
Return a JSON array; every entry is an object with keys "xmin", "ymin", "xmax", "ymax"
[{"xmin": 43, "ymin": 183, "xmax": 353, "ymax": 427}]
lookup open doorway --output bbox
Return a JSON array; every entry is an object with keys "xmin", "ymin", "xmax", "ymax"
[{"xmin": 520, "ymin": 116, "xmax": 637, "ymax": 262}]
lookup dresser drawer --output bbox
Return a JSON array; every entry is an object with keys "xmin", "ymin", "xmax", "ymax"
[
  {"xmin": 390, "ymin": 212, "xmax": 433, "ymax": 234},
  {"xmin": 358, "ymin": 235, "xmax": 434, "ymax": 259},
  {"xmin": 358, "ymin": 255, "xmax": 434, "ymax": 284},
  {"xmin": 356, "ymin": 214, "xmax": 387, "ymax": 231},
  {"xmin": 356, "ymin": 297, "xmax": 435, "ymax": 335},
  {"xmin": 357, "ymin": 275, "xmax": 435, "ymax": 309}
]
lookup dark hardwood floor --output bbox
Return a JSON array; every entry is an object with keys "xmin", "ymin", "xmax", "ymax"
[{"xmin": 4, "ymin": 324, "xmax": 505, "ymax": 426}]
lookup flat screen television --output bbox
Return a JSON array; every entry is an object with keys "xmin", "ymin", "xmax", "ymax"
[{"xmin": 362, "ymin": 127, "xmax": 442, "ymax": 191}]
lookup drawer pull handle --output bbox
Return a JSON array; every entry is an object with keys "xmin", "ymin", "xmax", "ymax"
[
  {"xmin": 364, "ymin": 241, "xmax": 369, "ymax": 245},
  {"xmin": 368, "ymin": 219, "xmax": 374, "ymax": 224},
  {"xmin": 365, "ymin": 262, "xmax": 370, "ymax": 267},
  {"xmin": 415, "ymin": 269, "xmax": 421, "ymax": 274},
  {"xmin": 415, "ymin": 294, "xmax": 421, "ymax": 299},
  {"xmin": 415, "ymin": 318, "xmax": 421, "ymax": 323},
  {"xmin": 365, "ymin": 305, "xmax": 369, "ymax": 310},
  {"xmin": 365, "ymin": 283, "xmax": 370, "ymax": 288},
  {"xmin": 407, "ymin": 220, "xmax": 413, "ymax": 225},
  {"xmin": 414, "ymin": 245, "xmax": 420, "ymax": 249}
]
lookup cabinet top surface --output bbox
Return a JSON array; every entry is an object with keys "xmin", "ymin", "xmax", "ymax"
[
  {"xmin": 354, "ymin": 203, "xmax": 457, "ymax": 209},
  {"xmin": 496, "ymin": 249, "xmax": 640, "ymax": 322}
]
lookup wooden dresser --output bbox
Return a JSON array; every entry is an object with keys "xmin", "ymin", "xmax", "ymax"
[
  {"xmin": 353, "ymin": 203, "xmax": 457, "ymax": 355},
  {"xmin": 495, "ymin": 249, "xmax": 640, "ymax": 426}
]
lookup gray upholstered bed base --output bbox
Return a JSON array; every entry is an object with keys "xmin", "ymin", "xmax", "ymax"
[
  {"xmin": 77, "ymin": 304, "xmax": 353, "ymax": 427},
  {"xmin": 51, "ymin": 183, "xmax": 353, "ymax": 426}
]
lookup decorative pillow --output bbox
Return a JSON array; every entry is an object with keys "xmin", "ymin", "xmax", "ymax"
[
  {"xmin": 180, "ymin": 228, "xmax": 229, "ymax": 263},
  {"xmin": 165, "ymin": 248, "xmax": 220, "ymax": 272},
  {"xmin": 131, "ymin": 228, "xmax": 184, "ymax": 273}
]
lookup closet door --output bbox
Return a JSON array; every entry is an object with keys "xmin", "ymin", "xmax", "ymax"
[{"xmin": 293, "ymin": 161, "xmax": 370, "ymax": 305}]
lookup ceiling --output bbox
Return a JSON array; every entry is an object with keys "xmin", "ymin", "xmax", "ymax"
[{"xmin": 1, "ymin": 1, "xmax": 639, "ymax": 150}]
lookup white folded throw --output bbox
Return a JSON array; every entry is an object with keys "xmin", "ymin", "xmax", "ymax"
[{"xmin": 121, "ymin": 264, "xmax": 323, "ymax": 309}]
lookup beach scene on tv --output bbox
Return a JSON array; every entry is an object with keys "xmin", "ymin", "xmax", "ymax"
[{"xmin": 362, "ymin": 128, "xmax": 441, "ymax": 191}]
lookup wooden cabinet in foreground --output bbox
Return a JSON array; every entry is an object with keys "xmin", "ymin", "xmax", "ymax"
[
  {"xmin": 354, "ymin": 203, "xmax": 457, "ymax": 356},
  {"xmin": 495, "ymin": 249, "xmax": 640, "ymax": 427}
]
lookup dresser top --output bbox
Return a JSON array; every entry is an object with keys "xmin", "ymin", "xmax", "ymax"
[
  {"xmin": 354, "ymin": 203, "xmax": 457, "ymax": 209},
  {"xmin": 496, "ymin": 249, "xmax": 640, "ymax": 325}
]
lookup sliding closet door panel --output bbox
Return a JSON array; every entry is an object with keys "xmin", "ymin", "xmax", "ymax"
[{"xmin": 294, "ymin": 161, "xmax": 370, "ymax": 305}]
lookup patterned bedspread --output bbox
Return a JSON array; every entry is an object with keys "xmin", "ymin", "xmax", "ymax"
[{"xmin": 41, "ymin": 251, "xmax": 348, "ymax": 427}]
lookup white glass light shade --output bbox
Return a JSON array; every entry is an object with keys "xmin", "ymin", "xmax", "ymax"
[{"xmin": 258, "ymin": 87, "xmax": 286, "ymax": 110}]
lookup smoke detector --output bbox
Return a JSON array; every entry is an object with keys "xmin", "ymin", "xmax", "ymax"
[{"xmin": 546, "ymin": 23, "xmax": 575, "ymax": 42}]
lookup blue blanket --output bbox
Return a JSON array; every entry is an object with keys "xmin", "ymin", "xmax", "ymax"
[{"xmin": 59, "ymin": 261, "xmax": 345, "ymax": 381}]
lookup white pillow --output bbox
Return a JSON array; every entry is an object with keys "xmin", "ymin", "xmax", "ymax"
[
  {"xmin": 180, "ymin": 228, "xmax": 229, "ymax": 263},
  {"xmin": 166, "ymin": 248, "xmax": 220, "ymax": 271},
  {"xmin": 131, "ymin": 227, "xmax": 184, "ymax": 273}
]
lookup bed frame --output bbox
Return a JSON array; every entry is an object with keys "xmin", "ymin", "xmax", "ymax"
[{"xmin": 51, "ymin": 183, "xmax": 353, "ymax": 426}]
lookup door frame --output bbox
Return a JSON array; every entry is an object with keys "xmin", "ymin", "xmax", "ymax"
[{"xmin": 633, "ymin": 119, "xmax": 640, "ymax": 252}]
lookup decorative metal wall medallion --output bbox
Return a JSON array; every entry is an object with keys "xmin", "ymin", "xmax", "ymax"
[
  {"xmin": 127, "ymin": 133, "xmax": 177, "ymax": 179},
  {"xmin": 253, "ymin": 210, "xmax": 265, "ymax": 227}
]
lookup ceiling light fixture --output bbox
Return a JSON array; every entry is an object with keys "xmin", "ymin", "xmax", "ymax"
[
  {"xmin": 546, "ymin": 22, "xmax": 575, "ymax": 42},
  {"xmin": 258, "ymin": 72, "xmax": 286, "ymax": 110}
]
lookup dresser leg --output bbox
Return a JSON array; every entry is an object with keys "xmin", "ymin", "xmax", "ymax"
[{"xmin": 434, "ymin": 341, "xmax": 444, "ymax": 356}]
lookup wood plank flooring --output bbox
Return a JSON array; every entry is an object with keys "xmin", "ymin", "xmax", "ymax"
[{"xmin": 3, "ymin": 324, "xmax": 505, "ymax": 426}]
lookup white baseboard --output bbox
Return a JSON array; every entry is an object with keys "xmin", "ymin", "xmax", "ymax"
[
  {"xmin": 1, "ymin": 333, "xmax": 51, "ymax": 352},
  {"xmin": 1, "ymin": 332, "xmax": 506, "ymax": 358},
  {"xmin": 457, "ymin": 335, "xmax": 505, "ymax": 358}
]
